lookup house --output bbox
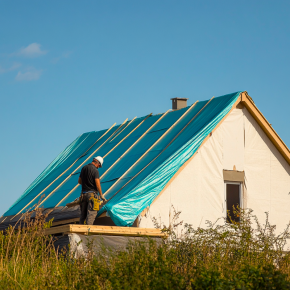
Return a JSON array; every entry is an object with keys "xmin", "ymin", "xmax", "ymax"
[{"xmin": 1, "ymin": 91, "xmax": 289, "ymax": 236}]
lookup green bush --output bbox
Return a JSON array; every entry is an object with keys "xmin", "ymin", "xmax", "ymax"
[{"xmin": 0, "ymin": 208, "xmax": 290, "ymax": 289}]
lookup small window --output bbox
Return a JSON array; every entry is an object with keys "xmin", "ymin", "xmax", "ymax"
[{"xmin": 225, "ymin": 183, "xmax": 242, "ymax": 223}]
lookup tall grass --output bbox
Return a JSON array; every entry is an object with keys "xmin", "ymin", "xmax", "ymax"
[{"xmin": 1, "ymin": 208, "xmax": 290, "ymax": 289}]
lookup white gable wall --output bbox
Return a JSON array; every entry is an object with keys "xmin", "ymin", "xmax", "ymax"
[
  {"xmin": 139, "ymin": 107, "xmax": 290, "ymax": 234},
  {"xmin": 244, "ymin": 109, "xmax": 290, "ymax": 232}
]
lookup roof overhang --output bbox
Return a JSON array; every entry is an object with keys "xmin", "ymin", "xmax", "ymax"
[
  {"xmin": 240, "ymin": 91, "xmax": 290, "ymax": 165},
  {"xmin": 147, "ymin": 91, "xmax": 290, "ymax": 211}
]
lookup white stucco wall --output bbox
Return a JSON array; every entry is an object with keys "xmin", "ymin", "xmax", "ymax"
[{"xmin": 139, "ymin": 107, "xmax": 290, "ymax": 235}]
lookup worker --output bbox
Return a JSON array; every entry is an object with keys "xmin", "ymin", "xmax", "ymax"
[{"xmin": 78, "ymin": 156, "xmax": 107, "ymax": 225}]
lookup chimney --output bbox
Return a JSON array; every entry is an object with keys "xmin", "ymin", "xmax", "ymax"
[{"xmin": 171, "ymin": 98, "xmax": 188, "ymax": 110}]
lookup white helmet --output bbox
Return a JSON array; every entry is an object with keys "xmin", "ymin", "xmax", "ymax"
[{"xmin": 93, "ymin": 156, "xmax": 103, "ymax": 167}]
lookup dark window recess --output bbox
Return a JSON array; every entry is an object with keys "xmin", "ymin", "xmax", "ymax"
[{"xmin": 226, "ymin": 184, "xmax": 240, "ymax": 223}]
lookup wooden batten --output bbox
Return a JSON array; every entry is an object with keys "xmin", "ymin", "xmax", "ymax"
[
  {"xmin": 13, "ymin": 122, "xmax": 117, "ymax": 218},
  {"xmin": 44, "ymin": 224, "xmax": 166, "ymax": 237},
  {"xmin": 104, "ymin": 101, "xmax": 199, "ymax": 197},
  {"xmin": 38, "ymin": 119, "xmax": 129, "ymax": 208},
  {"xmin": 149, "ymin": 91, "xmax": 290, "ymax": 207}
]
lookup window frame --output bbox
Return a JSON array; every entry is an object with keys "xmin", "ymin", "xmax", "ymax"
[{"xmin": 224, "ymin": 181, "xmax": 243, "ymax": 220}]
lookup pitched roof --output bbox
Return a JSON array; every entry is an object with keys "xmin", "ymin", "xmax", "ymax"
[{"xmin": 3, "ymin": 91, "xmax": 289, "ymax": 227}]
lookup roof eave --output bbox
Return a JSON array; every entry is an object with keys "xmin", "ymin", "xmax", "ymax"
[{"xmin": 240, "ymin": 91, "xmax": 290, "ymax": 165}]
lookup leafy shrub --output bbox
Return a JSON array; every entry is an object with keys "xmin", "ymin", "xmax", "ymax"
[{"xmin": 0, "ymin": 208, "xmax": 290, "ymax": 289}]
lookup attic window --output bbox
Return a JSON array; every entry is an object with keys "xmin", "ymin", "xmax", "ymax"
[{"xmin": 225, "ymin": 182, "xmax": 242, "ymax": 223}]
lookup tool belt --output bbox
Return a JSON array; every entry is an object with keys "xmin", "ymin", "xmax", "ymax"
[
  {"xmin": 89, "ymin": 196, "xmax": 103, "ymax": 211},
  {"xmin": 66, "ymin": 191, "xmax": 101, "ymax": 208},
  {"xmin": 80, "ymin": 191, "xmax": 103, "ymax": 211}
]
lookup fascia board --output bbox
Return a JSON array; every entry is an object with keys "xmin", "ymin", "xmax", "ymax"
[{"xmin": 241, "ymin": 91, "xmax": 290, "ymax": 165}]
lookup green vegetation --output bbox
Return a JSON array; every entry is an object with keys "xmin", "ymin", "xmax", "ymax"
[{"xmin": 1, "ymin": 208, "xmax": 290, "ymax": 289}]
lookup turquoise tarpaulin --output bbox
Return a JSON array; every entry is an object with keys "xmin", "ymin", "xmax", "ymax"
[
  {"xmin": 4, "ymin": 92, "xmax": 241, "ymax": 225},
  {"xmin": 99, "ymin": 92, "xmax": 241, "ymax": 226}
]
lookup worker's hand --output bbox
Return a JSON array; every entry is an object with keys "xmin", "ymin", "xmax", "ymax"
[{"xmin": 102, "ymin": 197, "xmax": 107, "ymax": 202}]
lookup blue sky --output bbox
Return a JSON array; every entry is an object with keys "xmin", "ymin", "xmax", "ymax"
[{"xmin": 0, "ymin": 1, "xmax": 289, "ymax": 216}]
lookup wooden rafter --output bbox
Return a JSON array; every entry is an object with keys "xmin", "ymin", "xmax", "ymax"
[
  {"xmin": 54, "ymin": 114, "xmax": 153, "ymax": 207},
  {"xmin": 13, "ymin": 122, "xmax": 117, "ymax": 218},
  {"xmin": 36, "ymin": 119, "xmax": 129, "ymax": 208},
  {"xmin": 104, "ymin": 101, "xmax": 200, "ymax": 197},
  {"xmin": 100, "ymin": 111, "xmax": 170, "ymax": 180},
  {"xmin": 146, "ymin": 91, "xmax": 290, "ymax": 211},
  {"xmin": 104, "ymin": 98, "xmax": 214, "ymax": 202}
]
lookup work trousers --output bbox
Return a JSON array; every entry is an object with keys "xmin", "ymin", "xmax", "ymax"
[{"xmin": 79, "ymin": 192, "xmax": 98, "ymax": 225}]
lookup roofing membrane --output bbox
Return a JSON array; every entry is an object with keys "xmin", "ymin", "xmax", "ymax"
[{"xmin": 4, "ymin": 92, "xmax": 241, "ymax": 226}]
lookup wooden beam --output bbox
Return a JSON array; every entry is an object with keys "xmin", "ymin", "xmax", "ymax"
[
  {"xmin": 51, "ymin": 218, "xmax": 79, "ymax": 227},
  {"xmin": 149, "ymin": 91, "xmax": 290, "ymax": 208},
  {"xmin": 13, "ymin": 122, "xmax": 117, "ymax": 218},
  {"xmin": 104, "ymin": 101, "xmax": 199, "ymax": 197},
  {"xmin": 44, "ymin": 224, "xmax": 166, "ymax": 237},
  {"xmin": 101, "ymin": 111, "xmax": 169, "ymax": 180},
  {"xmin": 103, "ymin": 114, "xmax": 152, "ymax": 158},
  {"xmin": 54, "ymin": 114, "xmax": 153, "ymax": 207},
  {"xmin": 149, "ymin": 94, "xmax": 243, "ymax": 206},
  {"xmin": 241, "ymin": 92, "xmax": 290, "ymax": 165},
  {"xmin": 105, "ymin": 98, "xmax": 214, "ymax": 203},
  {"xmin": 109, "ymin": 117, "xmax": 136, "ymax": 142},
  {"xmin": 98, "ymin": 212, "xmax": 107, "ymax": 218},
  {"xmin": 37, "ymin": 119, "xmax": 129, "ymax": 208}
]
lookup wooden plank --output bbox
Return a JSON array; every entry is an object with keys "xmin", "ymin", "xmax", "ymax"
[
  {"xmin": 105, "ymin": 98, "xmax": 213, "ymax": 203},
  {"xmin": 108, "ymin": 117, "xmax": 137, "ymax": 142},
  {"xmin": 241, "ymin": 92, "xmax": 290, "ymax": 165},
  {"xmin": 98, "ymin": 212, "xmax": 107, "ymax": 218},
  {"xmin": 103, "ymin": 114, "xmax": 152, "ymax": 159},
  {"xmin": 54, "ymin": 185, "xmax": 79, "ymax": 208},
  {"xmin": 149, "ymin": 94, "xmax": 243, "ymax": 206},
  {"xmin": 44, "ymin": 224, "xmax": 71, "ymax": 235},
  {"xmin": 54, "ymin": 114, "xmax": 152, "ymax": 207},
  {"xmin": 101, "ymin": 111, "xmax": 169, "ymax": 180},
  {"xmin": 51, "ymin": 218, "xmax": 79, "ymax": 227},
  {"xmin": 104, "ymin": 102, "xmax": 199, "ymax": 197},
  {"xmin": 44, "ymin": 224, "xmax": 166, "ymax": 237},
  {"xmin": 13, "ymin": 122, "xmax": 117, "ymax": 217},
  {"xmin": 37, "ymin": 119, "xmax": 129, "ymax": 208}
]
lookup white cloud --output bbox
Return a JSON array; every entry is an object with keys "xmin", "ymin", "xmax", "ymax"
[
  {"xmin": 51, "ymin": 51, "xmax": 72, "ymax": 64},
  {"xmin": 10, "ymin": 62, "xmax": 22, "ymax": 70},
  {"xmin": 15, "ymin": 67, "xmax": 42, "ymax": 81},
  {"xmin": 0, "ymin": 62, "xmax": 21, "ymax": 74},
  {"xmin": 17, "ymin": 43, "xmax": 47, "ymax": 58}
]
